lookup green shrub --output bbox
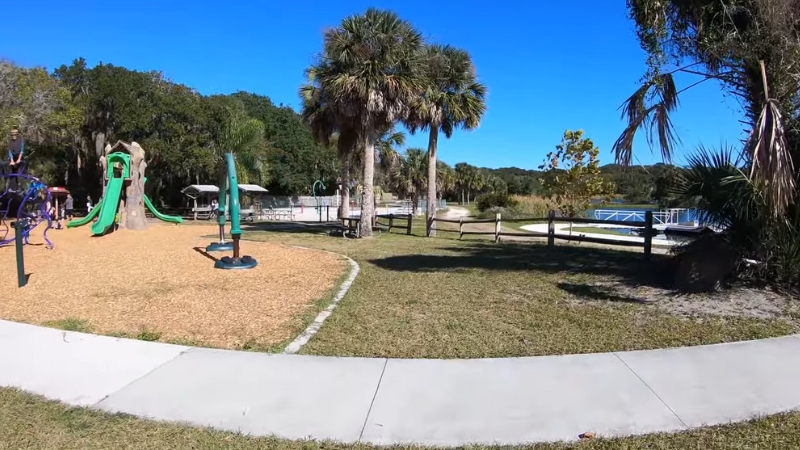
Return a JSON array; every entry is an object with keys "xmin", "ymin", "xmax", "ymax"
[{"xmin": 476, "ymin": 192, "xmax": 518, "ymax": 212}]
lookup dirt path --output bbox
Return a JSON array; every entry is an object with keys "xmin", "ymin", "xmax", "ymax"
[{"xmin": 442, "ymin": 206, "xmax": 471, "ymax": 220}]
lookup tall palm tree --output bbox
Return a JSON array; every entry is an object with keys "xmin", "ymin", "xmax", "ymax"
[
  {"xmin": 299, "ymin": 73, "xmax": 356, "ymax": 219},
  {"xmin": 308, "ymin": 8, "xmax": 424, "ymax": 237},
  {"xmin": 390, "ymin": 148, "xmax": 427, "ymax": 214},
  {"xmin": 345, "ymin": 126, "xmax": 406, "ymax": 183},
  {"xmin": 408, "ymin": 45, "xmax": 486, "ymax": 235}
]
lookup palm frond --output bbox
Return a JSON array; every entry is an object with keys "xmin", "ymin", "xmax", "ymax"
[
  {"xmin": 745, "ymin": 97, "xmax": 795, "ymax": 216},
  {"xmin": 613, "ymin": 72, "xmax": 681, "ymax": 166},
  {"xmin": 673, "ymin": 143, "xmax": 764, "ymax": 230}
]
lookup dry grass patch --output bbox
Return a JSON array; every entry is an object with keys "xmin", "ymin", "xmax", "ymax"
[{"xmin": 0, "ymin": 224, "xmax": 347, "ymax": 349}]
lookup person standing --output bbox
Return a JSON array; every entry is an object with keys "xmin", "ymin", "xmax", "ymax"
[
  {"xmin": 3, "ymin": 128, "xmax": 24, "ymax": 191},
  {"xmin": 64, "ymin": 193, "xmax": 74, "ymax": 220},
  {"xmin": 211, "ymin": 198, "xmax": 219, "ymax": 219},
  {"xmin": 86, "ymin": 195, "xmax": 94, "ymax": 213}
]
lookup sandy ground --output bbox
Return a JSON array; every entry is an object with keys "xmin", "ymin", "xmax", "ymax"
[
  {"xmin": 442, "ymin": 206, "xmax": 471, "ymax": 220},
  {"xmin": 0, "ymin": 223, "xmax": 346, "ymax": 349}
]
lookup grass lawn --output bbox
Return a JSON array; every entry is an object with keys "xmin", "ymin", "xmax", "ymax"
[
  {"xmin": 2, "ymin": 387, "xmax": 800, "ymax": 450},
  {"xmin": 234, "ymin": 222, "xmax": 797, "ymax": 359}
]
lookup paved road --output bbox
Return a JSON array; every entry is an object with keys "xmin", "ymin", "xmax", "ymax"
[{"xmin": 2, "ymin": 319, "xmax": 799, "ymax": 446}]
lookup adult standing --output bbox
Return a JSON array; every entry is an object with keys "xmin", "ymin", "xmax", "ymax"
[
  {"xmin": 64, "ymin": 193, "xmax": 74, "ymax": 220},
  {"xmin": 3, "ymin": 128, "xmax": 24, "ymax": 191}
]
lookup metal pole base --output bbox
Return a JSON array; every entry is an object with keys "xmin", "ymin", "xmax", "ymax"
[
  {"xmin": 206, "ymin": 242, "xmax": 234, "ymax": 252},
  {"xmin": 214, "ymin": 255, "xmax": 258, "ymax": 270}
]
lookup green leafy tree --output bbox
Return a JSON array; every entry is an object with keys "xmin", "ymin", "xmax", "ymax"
[
  {"xmin": 539, "ymin": 130, "xmax": 614, "ymax": 217},
  {"xmin": 305, "ymin": 8, "xmax": 424, "ymax": 236}
]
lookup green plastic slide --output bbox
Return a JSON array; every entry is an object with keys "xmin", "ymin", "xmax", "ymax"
[
  {"xmin": 144, "ymin": 194, "xmax": 183, "ymax": 224},
  {"xmin": 90, "ymin": 176, "xmax": 124, "ymax": 235},
  {"xmin": 66, "ymin": 199, "xmax": 103, "ymax": 228}
]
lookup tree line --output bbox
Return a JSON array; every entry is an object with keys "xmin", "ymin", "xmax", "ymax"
[{"xmin": 0, "ymin": 58, "xmax": 339, "ymax": 205}]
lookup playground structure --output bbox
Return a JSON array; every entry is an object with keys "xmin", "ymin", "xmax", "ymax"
[
  {"xmin": 67, "ymin": 141, "xmax": 182, "ymax": 234},
  {"xmin": 0, "ymin": 166, "xmax": 54, "ymax": 249},
  {"xmin": 206, "ymin": 153, "xmax": 257, "ymax": 270}
]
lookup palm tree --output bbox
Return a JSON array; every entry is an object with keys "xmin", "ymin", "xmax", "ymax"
[
  {"xmin": 407, "ymin": 45, "xmax": 486, "ymax": 235},
  {"xmin": 454, "ymin": 162, "xmax": 471, "ymax": 204},
  {"xmin": 390, "ymin": 148, "xmax": 427, "ymax": 214},
  {"xmin": 212, "ymin": 107, "xmax": 267, "ymax": 191},
  {"xmin": 436, "ymin": 161, "xmax": 456, "ymax": 201},
  {"xmin": 346, "ymin": 126, "xmax": 406, "ymax": 185},
  {"xmin": 307, "ymin": 8, "xmax": 424, "ymax": 237},
  {"xmin": 299, "ymin": 74, "xmax": 356, "ymax": 220},
  {"xmin": 616, "ymin": 0, "xmax": 798, "ymax": 217}
]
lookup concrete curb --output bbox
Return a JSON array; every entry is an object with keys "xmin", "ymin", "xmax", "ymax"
[{"xmin": 282, "ymin": 247, "xmax": 360, "ymax": 354}]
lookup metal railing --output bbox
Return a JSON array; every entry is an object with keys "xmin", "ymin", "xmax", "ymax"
[{"xmin": 591, "ymin": 208, "xmax": 693, "ymax": 226}]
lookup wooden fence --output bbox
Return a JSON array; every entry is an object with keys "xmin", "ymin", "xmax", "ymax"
[
  {"xmin": 375, "ymin": 213, "xmax": 413, "ymax": 235},
  {"xmin": 429, "ymin": 210, "xmax": 655, "ymax": 259}
]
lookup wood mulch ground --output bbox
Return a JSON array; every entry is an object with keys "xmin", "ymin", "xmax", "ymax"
[{"xmin": 0, "ymin": 223, "xmax": 346, "ymax": 349}]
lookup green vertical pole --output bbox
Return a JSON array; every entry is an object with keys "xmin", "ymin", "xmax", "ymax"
[
  {"xmin": 225, "ymin": 153, "xmax": 242, "ymax": 258},
  {"xmin": 14, "ymin": 220, "xmax": 26, "ymax": 287}
]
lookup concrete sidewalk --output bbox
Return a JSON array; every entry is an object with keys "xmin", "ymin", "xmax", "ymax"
[{"xmin": 1, "ymin": 319, "xmax": 799, "ymax": 446}]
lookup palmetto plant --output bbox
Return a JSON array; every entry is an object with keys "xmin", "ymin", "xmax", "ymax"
[
  {"xmin": 306, "ymin": 8, "xmax": 425, "ymax": 236},
  {"xmin": 673, "ymin": 144, "xmax": 800, "ymax": 288},
  {"xmin": 407, "ymin": 44, "xmax": 486, "ymax": 234}
]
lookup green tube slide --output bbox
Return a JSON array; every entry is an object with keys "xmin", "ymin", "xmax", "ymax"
[
  {"xmin": 66, "ymin": 198, "xmax": 103, "ymax": 228},
  {"xmin": 144, "ymin": 194, "xmax": 183, "ymax": 224},
  {"xmin": 90, "ymin": 176, "xmax": 124, "ymax": 235}
]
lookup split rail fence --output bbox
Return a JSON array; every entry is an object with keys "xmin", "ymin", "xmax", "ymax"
[{"xmin": 427, "ymin": 210, "xmax": 655, "ymax": 259}]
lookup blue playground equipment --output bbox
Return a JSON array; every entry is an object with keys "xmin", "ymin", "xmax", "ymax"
[{"xmin": 0, "ymin": 165, "xmax": 54, "ymax": 249}]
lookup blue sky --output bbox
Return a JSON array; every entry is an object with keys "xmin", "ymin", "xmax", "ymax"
[{"xmin": 4, "ymin": 0, "xmax": 746, "ymax": 170}]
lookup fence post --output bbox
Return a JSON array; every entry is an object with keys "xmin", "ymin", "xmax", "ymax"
[
  {"xmin": 644, "ymin": 210, "xmax": 653, "ymax": 259},
  {"xmin": 326, "ymin": 205, "xmax": 330, "ymax": 222},
  {"xmin": 495, "ymin": 213, "xmax": 501, "ymax": 243},
  {"xmin": 389, "ymin": 214, "xmax": 394, "ymax": 232},
  {"xmin": 547, "ymin": 209, "xmax": 555, "ymax": 248},
  {"xmin": 406, "ymin": 214, "xmax": 413, "ymax": 235},
  {"xmin": 459, "ymin": 218, "xmax": 463, "ymax": 240}
]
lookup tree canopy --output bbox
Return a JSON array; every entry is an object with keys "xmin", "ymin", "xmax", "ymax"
[{"xmin": 1, "ymin": 58, "xmax": 339, "ymax": 205}]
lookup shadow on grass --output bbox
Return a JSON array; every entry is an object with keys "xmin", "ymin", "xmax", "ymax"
[
  {"xmin": 557, "ymin": 282, "xmax": 653, "ymax": 303},
  {"xmin": 368, "ymin": 241, "xmax": 674, "ymax": 290}
]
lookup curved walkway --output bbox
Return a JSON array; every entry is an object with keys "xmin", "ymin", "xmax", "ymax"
[{"xmin": 1, "ymin": 320, "xmax": 799, "ymax": 446}]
